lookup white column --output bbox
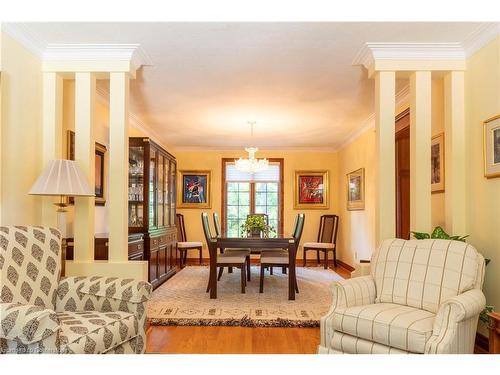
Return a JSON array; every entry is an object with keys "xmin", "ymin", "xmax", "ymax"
[
  {"xmin": 410, "ymin": 71, "xmax": 432, "ymax": 233},
  {"xmin": 444, "ymin": 71, "xmax": 466, "ymax": 235},
  {"xmin": 41, "ymin": 72, "xmax": 63, "ymax": 227},
  {"xmin": 375, "ymin": 71, "xmax": 396, "ymax": 244},
  {"xmin": 108, "ymin": 72, "xmax": 130, "ymax": 262},
  {"xmin": 74, "ymin": 72, "xmax": 95, "ymax": 262}
]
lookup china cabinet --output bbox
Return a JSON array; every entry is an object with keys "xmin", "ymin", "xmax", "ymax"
[{"xmin": 129, "ymin": 137, "xmax": 177, "ymax": 289}]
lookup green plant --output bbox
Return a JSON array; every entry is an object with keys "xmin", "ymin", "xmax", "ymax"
[
  {"xmin": 411, "ymin": 226, "xmax": 494, "ymax": 323},
  {"xmin": 411, "ymin": 226, "xmax": 469, "ymax": 242},
  {"xmin": 240, "ymin": 215, "xmax": 275, "ymax": 237}
]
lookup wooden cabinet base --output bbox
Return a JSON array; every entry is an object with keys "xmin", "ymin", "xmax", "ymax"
[{"xmin": 488, "ymin": 312, "xmax": 500, "ymax": 354}]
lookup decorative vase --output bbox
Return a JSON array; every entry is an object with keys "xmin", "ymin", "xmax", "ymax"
[{"xmin": 249, "ymin": 229, "xmax": 262, "ymax": 238}]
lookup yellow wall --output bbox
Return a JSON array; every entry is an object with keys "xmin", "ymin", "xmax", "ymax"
[
  {"xmin": 0, "ymin": 33, "xmax": 43, "ymax": 225},
  {"xmin": 173, "ymin": 150, "xmax": 339, "ymax": 259},
  {"xmin": 465, "ymin": 36, "xmax": 500, "ymax": 314}
]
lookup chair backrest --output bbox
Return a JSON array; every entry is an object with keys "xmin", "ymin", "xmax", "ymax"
[
  {"xmin": 317, "ymin": 215, "xmax": 339, "ymax": 245},
  {"xmin": 371, "ymin": 238, "xmax": 485, "ymax": 314},
  {"xmin": 0, "ymin": 226, "xmax": 62, "ymax": 310},
  {"xmin": 176, "ymin": 213, "xmax": 187, "ymax": 242},
  {"xmin": 293, "ymin": 213, "xmax": 305, "ymax": 247},
  {"xmin": 247, "ymin": 213, "xmax": 269, "ymax": 225},
  {"xmin": 201, "ymin": 212, "xmax": 213, "ymax": 244},
  {"xmin": 213, "ymin": 212, "xmax": 222, "ymax": 237}
]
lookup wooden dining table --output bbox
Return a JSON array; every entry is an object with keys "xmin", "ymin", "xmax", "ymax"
[{"xmin": 206, "ymin": 234, "xmax": 297, "ymax": 300}]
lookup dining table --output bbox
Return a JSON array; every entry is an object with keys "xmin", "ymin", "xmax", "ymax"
[{"xmin": 206, "ymin": 234, "xmax": 298, "ymax": 300}]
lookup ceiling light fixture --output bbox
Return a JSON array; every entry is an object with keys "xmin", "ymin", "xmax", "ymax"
[{"xmin": 234, "ymin": 121, "xmax": 269, "ymax": 174}]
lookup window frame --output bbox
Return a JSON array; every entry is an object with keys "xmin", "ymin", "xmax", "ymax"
[{"xmin": 221, "ymin": 158, "xmax": 284, "ymax": 235}]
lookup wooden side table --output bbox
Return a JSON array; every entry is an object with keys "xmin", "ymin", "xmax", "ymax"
[{"xmin": 487, "ymin": 312, "xmax": 500, "ymax": 354}]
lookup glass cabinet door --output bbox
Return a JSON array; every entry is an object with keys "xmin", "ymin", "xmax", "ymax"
[
  {"xmin": 157, "ymin": 155, "xmax": 164, "ymax": 227},
  {"xmin": 164, "ymin": 156, "xmax": 171, "ymax": 226},
  {"xmin": 170, "ymin": 160, "xmax": 176, "ymax": 226},
  {"xmin": 128, "ymin": 146, "xmax": 145, "ymax": 228},
  {"xmin": 149, "ymin": 149, "xmax": 157, "ymax": 228}
]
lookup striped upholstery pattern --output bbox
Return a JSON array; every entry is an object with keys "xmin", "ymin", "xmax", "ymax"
[
  {"xmin": 319, "ymin": 238, "xmax": 486, "ymax": 354},
  {"xmin": 371, "ymin": 239, "xmax": 481, "ymax": 314}
]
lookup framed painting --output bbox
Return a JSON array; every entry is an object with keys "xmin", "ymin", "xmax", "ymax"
[
  {"xmin": 177, "ymin": 170, "xmax": 211, "ymax": 208},
  {"xmin": 431, "ymin": 133, "xmax": 445, "ymax": 193},
  {"xmin": 294, "ymin": 170, "xmax": 329, "ymax": 209},
  {"xmin": 483, "ymin": 115, "xmax": 500, "ymax": 178},
  {"xmin": 347, "ymin": 168, "xmax": 365, "ymax": 211},
  {"xmin": 67, "ymin": 130, "xmax": 107, "ymax": 206}
]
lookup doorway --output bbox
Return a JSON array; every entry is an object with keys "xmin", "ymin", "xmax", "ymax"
[{"xmin": 395, "ymin": 109, "xmax": 410, "ymax": 239}]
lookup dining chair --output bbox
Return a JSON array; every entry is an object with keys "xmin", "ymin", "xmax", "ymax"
[
  {"xmin": 201, "ymin": 213, "xmax": 248, "ymax": 294},
  {"xmin": 176, "ymin": 213, "xmax": 203, "ymax": 268},
  {"xmin": 213, "ymin": 212, "xmax": 251, "ymax": 280},
  {"xmin": 259, "ymin": 213, "xmax": 305, "ymax": 293},
  {"xmin": 303, "ymin": 214, "xmax": 339, "ymax": 269}
]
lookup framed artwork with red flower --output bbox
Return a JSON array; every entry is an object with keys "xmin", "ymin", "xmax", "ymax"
[
  {"xmin": 294, "ymin": 170, "xmax": 329, "ymax": 209},
  {"xmin": 177, "ymin": 170, "xmax": 212, "ymax": 208}
]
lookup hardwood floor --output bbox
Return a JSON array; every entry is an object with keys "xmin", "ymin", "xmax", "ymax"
[{"xmin": 146, "ymin": 261, "xmax": 350, "ymax": 354}]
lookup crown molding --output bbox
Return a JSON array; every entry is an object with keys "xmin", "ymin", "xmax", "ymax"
[
  {"xmin": 462, "ymin": 22, "xmax": 500, "ymax": 57},
  {"xmin": 170, "ymin": 145, "xmax": 337, "ymax": 153},
  {"xmin": 1, "ymin": 22, "xmax": 46, "ymax": 57}
]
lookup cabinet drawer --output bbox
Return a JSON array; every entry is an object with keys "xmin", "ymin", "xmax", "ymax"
[{"xmin": 128, "ymin": 241, "xmax": 144, "ymax": 258}]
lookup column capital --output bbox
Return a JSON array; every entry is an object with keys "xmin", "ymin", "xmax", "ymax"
[{"xmin": 353, "ymin": 42, "xmax": 466, "ymax": 77}]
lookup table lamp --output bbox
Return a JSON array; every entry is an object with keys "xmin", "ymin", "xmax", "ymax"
[{"xmin": 29, "ymin": 159, "xmax": 95, "ymax": 237}]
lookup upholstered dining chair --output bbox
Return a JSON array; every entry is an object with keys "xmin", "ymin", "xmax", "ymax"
[
  {"xmin": 319, "ymin": 238, "xmax": 486, "ymax": 354},
  {"xmin": 201, "ymin": 213, "xmax": 248, "ymax": 294},
  {"xmin": 0, "ymin": 226, "xmax": 151, "ymax": 354},
  {"xmin": 176, "ymin": 213, "xmax": 203, "ymax": 268},
  {"xmin": 259, "ymin": 213, "xmax": 305, "ymax": 293},
  {"xmin": 213, "ymin": 212, "xmax": 251, "ymax": 280},
  {"xmin": 303, "ymin": 214, "xmax": 339, "ymax": 269}
]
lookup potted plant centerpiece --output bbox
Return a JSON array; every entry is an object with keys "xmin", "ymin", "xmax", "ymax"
[{"xmin": 241, "ymin": 215, "xmax": 274, "ymax": 238}]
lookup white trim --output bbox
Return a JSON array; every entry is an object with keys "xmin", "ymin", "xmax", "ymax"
[
  {"xmin": 170, "ymin": 146, "xmax": 337, "ymax": 153},
  {"xmin": 1, "ymin": 22, "xmax": 46, "ymax": 57},
  {"xmin": 462, "ymin": 22, "xmax": 500, "ymax": 57}
]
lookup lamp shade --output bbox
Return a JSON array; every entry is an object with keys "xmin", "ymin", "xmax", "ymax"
[{"xmin": 29, "ymin": 159, "xmax": 94, "ymax": 197}]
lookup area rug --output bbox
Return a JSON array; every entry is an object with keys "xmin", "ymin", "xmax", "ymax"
[{"xmin": 147, "ymin": 266, "xmax": 343, "ymax": 327}]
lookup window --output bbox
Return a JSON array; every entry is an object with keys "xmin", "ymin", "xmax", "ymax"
[{"xmin": 222, "ymin": 159, "xmax": 283, "ymax": 237}]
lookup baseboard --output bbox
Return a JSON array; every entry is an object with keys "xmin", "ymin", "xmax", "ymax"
[
  {"xmin": 184, "ymin": 257, "xmax": 352, "ymax": 270},
  {"xmin": 475, "ymin": 332, "xmax": 489, "ymax": 353},
  {"xmin": 336, "ymin": 260, "xmax": 355, "ymax": 272}
]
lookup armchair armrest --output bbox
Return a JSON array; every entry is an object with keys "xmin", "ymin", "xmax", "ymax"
[
  {"xmin": 329, "ymin": 275, "xmax": 377, "ymax": 310},
  {"xmin": 425, "ymin": 289, "xmax": 486, "ymax": 354},
  {"xmin": 0, "ymin": 303, "xmax": 59, "ymax": 344}
]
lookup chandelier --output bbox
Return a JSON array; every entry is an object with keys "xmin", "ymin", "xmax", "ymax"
[{"xmin": 235, "ymin": 122, "xmax": 269, "ymax": 173}]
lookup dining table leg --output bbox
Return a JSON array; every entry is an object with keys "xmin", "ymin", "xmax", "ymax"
[
  {"xmin": 288, "ymin": 240, "xmax": 296, "ymax": 300},
  {"xmin": 209, "ymin": 240, "xmax": 217, "ymax": 299}
]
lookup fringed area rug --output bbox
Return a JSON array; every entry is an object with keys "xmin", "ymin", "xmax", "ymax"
[{"xmin": 147, "ymin": 266, "xmax": 343, "ymax": 327}]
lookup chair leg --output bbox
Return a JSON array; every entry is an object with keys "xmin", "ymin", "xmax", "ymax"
[
  {"xmin": 199, "ymin": 247, "xmax": 203, "ymax": 265},
  {"xmin": 324, "ymin": 250, "xmax": 328, "ymax": 269},
  {"xmin": 228, "ymin": 266, "xmax": 233, "ymax": 273},
  {"xmin": 316, "ymin": 249, "xmax": 320, "ymax": 264},
  {"xmin": 241, "ymin": 266, "xmax": 246, "ymax": 294},
  {"xmin": 259, "ymin": 264, "xmax": 265, "ymax": 293},
  {"xmin": 295, "ymin": 275, "xmax": 299, "ymax": 293},
  {"xmin": 282, "ymin": 266, "xmax": 286, "ymax": 274},
  {"xmin": 217, "ymin": 267, "xmax": 224, "ymax": 281},
  {"xmin": 183, "ymin": 250, "xmax": 187, "ymax": 265},
  {"xmin": 303, "ymin": 248, "xmax": 307, "ymax": 267},
  {"xmin": 270, "ymin": 266, "xmax": 273, "ymax": 275},
  {"xmin": 206, "ymin": 277, "xmax": 211, "ymax": 293},
  {"xmin": 246, "ymin": 256, "xmax": 251, "ymax": 281},
  {"xmin": 180, "ymin": 250, "xmax": 185, "ymax": 268},
  {"xmin": 333, "ymin": 249, "xmax": 337, "ymax": 267}
]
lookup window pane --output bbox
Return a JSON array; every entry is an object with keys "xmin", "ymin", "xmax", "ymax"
[
  {"xmin": 255, "ymin": 182, "xmax": 266, "ymax": 192},
  {"xmin": 227, "ymin": 182, "xmax": 239, "ymax": 191},
  {"xmin": 267, "ymin": 192, "xmax": 278, "ymax": 206},
  {"xmin": 227, "ymin": 205, "xmax": 238, "ymax": 218},
  {"xmin": 255, "ymin": 205, "xmax": 266, "ymax": 214},
  {"xmin": 227, "ymin": 191, "xmax": 238, "ymax": 205},
  {"xmin": 238, "ymin": 205, "xmax": 250, "ymax": 218},
  {"xmin": 239, "ymin": 192, "xmax": 250, "ymax": 205},
  {"xmin": 268, "ymin": 208, "xmax": 278, "ymax": 221},
  {"xmin": 238, "ymin": 182, "xmax": 250, "ymax": 191},
  {"xmin": 228, "ymin": 220, "xmax": 239, "ymax": 237},
  {"xmin": 267, "ymin": 182, "xmax": 278, "ymax": 192},
  {"xmin": 255, "ymin": 192, "xmax": 266, "ymax": 205}
]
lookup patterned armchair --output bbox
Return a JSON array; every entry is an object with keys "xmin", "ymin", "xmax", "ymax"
[
  {"xmin": 319, "ymin": 238, "xmax": 486, "ymax": 354},
  {"xmin": 0, "ymin": 226, "xmax": 152, "ymax": 354}
]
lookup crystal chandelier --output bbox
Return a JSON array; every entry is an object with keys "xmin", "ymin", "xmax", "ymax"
[{"xmin": 235, "ymin": 122, "xmax": 269, "ymax": 173}]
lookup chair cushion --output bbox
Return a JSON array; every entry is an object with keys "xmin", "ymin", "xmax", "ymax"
[
  {"xmin": 217, "ymin": 253, "xmax": 246, "ymax": 264},
  {"xmin": 372, "ymin": 239, "xmax": 481, "ymax": 313},
  {"xmin": 260, "ymin": 252, "xmax": 288, "ymax": 264},
  {"xmin": 177, "ymin": 241, "xmax": 202, "ymax": 248},
  {"xmin": 330, "ymin": 303, "xmax": 435, "ymax": 353},
  {"xmin": 58, "ymin": 310, "xmax": 138, "ymax": 354},
  {"xmin": 303, "ymin": 242, "xmax": 335, "ymax": 249}
]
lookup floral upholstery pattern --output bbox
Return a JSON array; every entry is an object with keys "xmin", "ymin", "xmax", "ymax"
[
  {"xmin": 0, "ymin": 226, "xmax": 151, "ymax": 354},
  {"xmin": 319, "ymin": 239, "xmax": 486, "ymax": 354}
]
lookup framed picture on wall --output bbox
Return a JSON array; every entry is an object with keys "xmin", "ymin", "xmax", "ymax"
[
  {"xmin": 347, "ymin": 168, "xmax": 365, "ymax": 211},
  {"xmin": 67, "ymin": 130, "xmax": 107, "ymax": 205},
  {"xmin": 294, "ymin": 170, "xmax": 329, "ymax": 209},
  {"xmin": 431, "ymin": 133, "xmax": 445, "ymax": 193},
  {"xmin": 483, "ymin": 115, "xmax": 500, "ymax": 178},
  {"xmin": 177, "ymin": 170, "xmax": 212, "ymax": 208}
]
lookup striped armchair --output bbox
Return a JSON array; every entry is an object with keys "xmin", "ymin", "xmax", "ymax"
[{"xmin": 319, "ymin": 238, "xmax": 486, "ymax": 354}]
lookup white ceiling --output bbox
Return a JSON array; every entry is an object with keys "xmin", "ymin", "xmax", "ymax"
[{"xmin": 15, "ymin": 22, "xmax": 485, "ymax": 150}]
